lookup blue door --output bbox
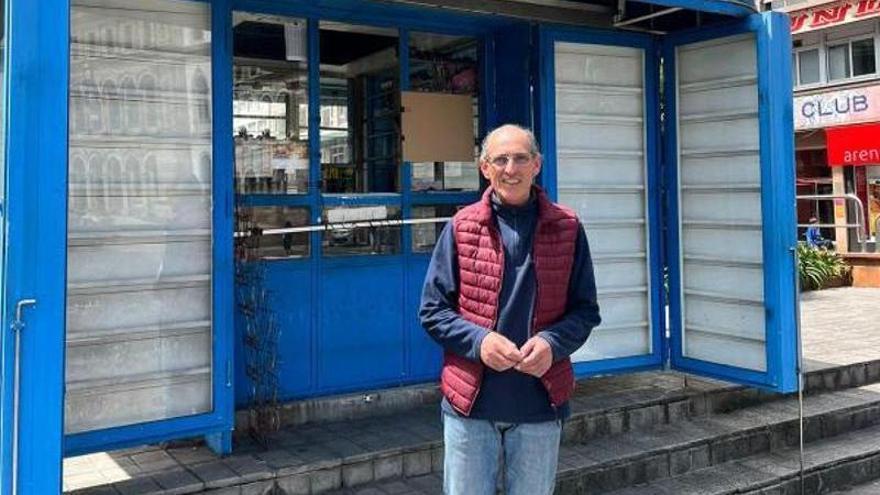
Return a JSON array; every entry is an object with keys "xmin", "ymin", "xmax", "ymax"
[
  {"xmin": 538, "ymin": 27, "xmax": 666, "ymax": 377},
  {"xmin": 664, "ymin": 12, "xmax": 799, "ymax": 393},
  {"xmin": 1, "ymin": 0, "xmax": 69, "ymax": 492}
]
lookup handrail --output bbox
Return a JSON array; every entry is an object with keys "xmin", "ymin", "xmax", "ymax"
[{"xmin": 796, "ymin": 193, "xmax": 867, "ymax": 252}]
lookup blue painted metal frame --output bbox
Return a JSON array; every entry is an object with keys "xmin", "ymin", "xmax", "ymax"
[
  {"xmin": 64, "ymin": 0, "xmax": 237, "ymax": 456},
  {"xmin": 663, "ymin": 12, "xmax": 798, "ymax": 393},
  {"xmin": 537, "ymin": 25, "xmax": 666, "ymax": 379},
  {"xmin": 1, "ymin": 0, "xmax": 69, "ymax": 491}
]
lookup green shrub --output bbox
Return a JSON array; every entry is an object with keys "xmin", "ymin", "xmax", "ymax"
[{"xmin": 797, "ymin": 243, "xmax": 851, "ymax": 291}]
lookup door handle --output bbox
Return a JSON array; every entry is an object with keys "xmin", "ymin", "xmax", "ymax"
[{"xmin": 12, "ymin": 298, "xmax": 36, "ymax": 494}]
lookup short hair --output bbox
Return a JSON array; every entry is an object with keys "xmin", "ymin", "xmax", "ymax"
[{"xmin": 479, "ymin": 124, "xmax": 541, "ymax": 161}]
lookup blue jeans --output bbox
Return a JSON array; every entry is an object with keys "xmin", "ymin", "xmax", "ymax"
[{"xmin": 442, "ymin": 412, "xmax": 561, "ymax": 495}]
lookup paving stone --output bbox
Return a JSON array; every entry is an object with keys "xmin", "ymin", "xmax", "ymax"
[
  {"xmin": 403, "ymin": 450, "xmax": 432, "ymax": 477},
  {"xmin": 190, "ymin": 460, "xmax": 242, "ymax": 489},
  {"xmin": 373, "ymin": 454, "xmax": 403, "ymax": 481},
  {"xmin": 342, "ymin": 460, "xmax": 374, "ymax": 487},
  {"xmin": 223, "ymin": 455, "xmax": 274, "ymax": 483},
  {"xmin": 276, "ymin": 473, "xmax": 310, "ymax": 495},
  {"xmin": 167, "ymin": 446, "xmax": 217, "ymax": 466},
  {"xmin": 310, "ymin": 467, "xmax": 342, "ymax": 493},
  {"xmin": 112, "ymin": 476, "xmax": 166, "ymax": 495},
  {"xmin": 151, "ymin": 468, "xmax": 204, "ymax": 494},
  {"xmin": 239, "ymin": 480, "xmax": 276, "ymax": 495}
]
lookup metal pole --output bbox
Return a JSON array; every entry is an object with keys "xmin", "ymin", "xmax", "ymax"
[{"xmin": 792, "ymin": 245, "xmax": 806, "ymax": 495}]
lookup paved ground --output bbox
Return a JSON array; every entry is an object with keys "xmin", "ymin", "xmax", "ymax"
[
  {"xmin": 800, "ymin": 287, "xmax": 880, "ymax": 368},
  {"xmin": 62, "ymin": 286, "xmax": 880, "ymax": 492}
]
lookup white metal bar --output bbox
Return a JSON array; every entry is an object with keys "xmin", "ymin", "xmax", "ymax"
[
  {"xmin": 236, "ymin": 216, "xmax": 452, "ymax": 238},
  {"xmin": 613, "ymin": 7, "xmax": 682, "ymax": 27}
]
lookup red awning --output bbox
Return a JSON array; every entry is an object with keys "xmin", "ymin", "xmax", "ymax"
[{"xmin": 826, "ymin": 123, "xmax": 880, "ymax": 167}]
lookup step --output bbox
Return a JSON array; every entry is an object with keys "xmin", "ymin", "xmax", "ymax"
[
  {"xmin": 601, "ymin": 419, "xmax": 880, "ymax": 495},
  {"xmin": 65, "ymin": 361, "xmax": 880, "ymax": 494},
  {"xmin": 234, "ymin": 357, "xmax": 880, "ymax": 432},
  {"xmin": 319, "ymin": 383, "xmax": 880, "ymax": 495}
]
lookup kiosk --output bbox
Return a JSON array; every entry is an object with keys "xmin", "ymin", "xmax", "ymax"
[{"xmin": 0, "ymin": 0, "xmax": 796, "ymax": 491}]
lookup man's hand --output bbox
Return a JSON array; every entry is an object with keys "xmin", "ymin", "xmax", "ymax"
[
  {"xmin": 480, "ymin": 332, "xmax": 524, "ymax": 371},
  {"xmin": 515, "ymin": 336, "xmax": 553, "ymax": 378}
]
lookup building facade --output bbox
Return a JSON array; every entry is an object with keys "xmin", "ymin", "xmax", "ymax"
[{"xmin": 0, "ymin": 0, "xmax": 800, "ymax": 492}]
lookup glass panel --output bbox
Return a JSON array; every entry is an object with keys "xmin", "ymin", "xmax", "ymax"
[
  {"xmin": 236, "ymin": 206, "xmax": 310, "ymax": 260},
  {"xmin": 233, "ymin": 13, "xmax": 310, "ymax": 194},
  {"xmin": 409, "ymin": 32, "xmax": 479, "ymax": 192},
  {"xmin": 797, "ymin": 49, "xmax": 820, "ymax": 85},
  {"xmin": 67, "ymin": 0, "xmax": 212, "ymax": 434},
  {"xmin": 827, "ymin": 44, "xmax": 850, "ymax": 81},
  {"xmin": 322, "ymin": 206, "xmax": 401, "ymax": 256},
  {"xmin": 852, "ymin": 38, "xmax": 876, "ymax": 77},
  {"xmin": 319, "ymin": 22, "xmax": 400, "ymax": 193},
  {"xmin": 412, "ymin": 205, "xmax": 458, "ymax": 253}
]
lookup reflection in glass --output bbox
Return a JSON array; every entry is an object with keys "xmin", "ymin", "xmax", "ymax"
[
  {"xmin": 233, "ymin": 13, "xmax": 310, "ymax": 194},
  {"xmin": 319, "ymin": 22, "xmax": 400, "ymax": 193},
  {"xmin": 412, "ymin": 205, "xmax": 458, "ymax": 253},
  {"xmin": 409, "ymin": 32, "xmax": 479, "ymax": 192},
  {"xmin": 852, "ymin": 38, "xmax": 876, "ymax": 77},
  {"xmin": 67, "ymin": 0, "xmax": 213, "ymax": 434},
  {"xmin": 797, "ymin": 49, "xmax": 820, "ymax": 85},
  {"xmin": 828, "ymin": 44, "xmax": 850, "ymax": 81},
  {"xmin": 236, "ymin": 206, "xmax": 310, "ymax": 260},
  {"xmin": 322, "ymin": 206, "xmax": 401, "ymax": 256}
]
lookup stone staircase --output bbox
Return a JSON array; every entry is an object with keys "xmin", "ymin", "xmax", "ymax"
[{"xmin": 64, "ymin": 359, "xmax": 880, "ymax": 495}]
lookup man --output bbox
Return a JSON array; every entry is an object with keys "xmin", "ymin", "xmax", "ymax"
[
  {"xmin": 419, "ymin": 124, "xmax": 601, "ymax": 495},
  {"xmin": 805, "ymin": 216, "xmax": 833, "ymax": 249}
]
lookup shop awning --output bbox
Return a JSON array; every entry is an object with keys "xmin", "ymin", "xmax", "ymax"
[{"xmin": 826, "ymin": 123, "xmax": 880, "ymax": 166}]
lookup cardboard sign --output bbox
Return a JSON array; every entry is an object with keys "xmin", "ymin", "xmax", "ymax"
[{"xmin": 401, "ymin": 91, "xmax": 476, "ymax": 163}]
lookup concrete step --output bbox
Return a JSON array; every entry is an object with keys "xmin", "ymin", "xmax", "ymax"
[
  {"xmin": 64, "ymin": 360, "xmax": 880, "ymax": 494},
  {"xmin": 600, "ymin": 418, "xmax": 880, "ymax": 495},
  {"xmin": 238, "ymin": 357, "xmax": 880, "ymax": 431},
  {"xmin": 330, "ymin": 387, "xmax": 880, "ymax": 495},
  {"xmin": 828, "ymin": 477, "xmax": 880, "ymax": 494}
]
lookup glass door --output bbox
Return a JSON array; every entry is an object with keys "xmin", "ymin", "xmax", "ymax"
[{"xmin": 64, "ymin": 0, "xmax": 232, "ymax": 455}]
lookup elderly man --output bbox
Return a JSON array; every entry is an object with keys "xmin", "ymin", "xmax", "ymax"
[{"xmin": 420, "ymin": 124, "xmax": 601, "ymax": 495}]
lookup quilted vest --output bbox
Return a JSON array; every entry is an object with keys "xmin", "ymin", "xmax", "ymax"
[{"xmin": 441, "ymin": 186, "xmax": 580, "ymax": 416}]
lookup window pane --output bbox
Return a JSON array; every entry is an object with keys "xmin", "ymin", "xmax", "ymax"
[
  {"xmin": 322, "ymin": 206, "xmax": 401, "ymax": 256},
  {"xmin": 798, "ymin": 49, "xmax": 820, "ymax": 84},
  {"xmin": 233, "ymin": 14, "xmax": 309, "ymax": 194},
  {"xmin": 852, "ymin": 38, "xmax": 876, "ymax": 77},
  {"xmin": 319, "ymin": 22, "xmax": 400, "ymax": 193},
  {"xmin": 412, "ymin": 205, "xmax": 458, "ymax": 253},
  {"xmin": 409, "ymin": 32, "xmax": 480, "ymax": 192},
  {"xmin": 236, "ymin": 207, "xmax": 310, "ymax": 259},
  {"xmin": 67, "ymin": 0, "xmax": 212, "ymax": 434},
  {"xmin": 828, "ymin": 44, "xmax": 850, "ymax": 81}
]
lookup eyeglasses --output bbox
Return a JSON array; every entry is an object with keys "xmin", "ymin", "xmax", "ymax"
[{"xmin": 487, "ymin": 152, "xmax": 534, "ymax": 168}]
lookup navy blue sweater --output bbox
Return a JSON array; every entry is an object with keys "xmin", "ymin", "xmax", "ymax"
[{"xmin": 419, "ymin": 194, "xmax": 601, "ymax": 423}]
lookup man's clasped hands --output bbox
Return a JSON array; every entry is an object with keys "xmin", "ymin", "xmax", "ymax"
[{"xmin": 479, "ymin": 332, "xmax": 554, "ymax": 377}]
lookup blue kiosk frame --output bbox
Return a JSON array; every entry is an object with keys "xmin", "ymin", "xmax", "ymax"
[{"xmin": 0, "ymin": 0, "xmax": 795, "ymax": 492}]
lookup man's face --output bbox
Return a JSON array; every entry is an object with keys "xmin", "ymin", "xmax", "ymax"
[{"xmin": 480, "ymin": 128, "xmax": 541, "ymax": 206}]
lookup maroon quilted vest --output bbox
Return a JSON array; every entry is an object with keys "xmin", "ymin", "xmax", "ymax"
[{"xmin": 441, "ymin": 186, "xmax": 580, "ymax": 416}]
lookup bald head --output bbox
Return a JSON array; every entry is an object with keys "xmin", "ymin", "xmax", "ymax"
[{"xmin": 479, "ymin": 124, "xmax": 541, "ymax": 162}]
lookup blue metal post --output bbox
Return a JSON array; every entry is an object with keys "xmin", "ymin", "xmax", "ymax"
[{"xmin": 2, "ymin": 0, "xmax": 70, "ymax": 491}]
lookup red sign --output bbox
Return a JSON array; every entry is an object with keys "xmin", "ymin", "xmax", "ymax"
[
  {"xmin": 826, "ymin": 123, "xmax": 880, "ymax": 166},
  {"xmin": 789, "ymin": 0, "xmax": 880, "ymax": 33}
]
